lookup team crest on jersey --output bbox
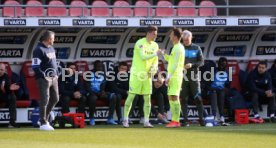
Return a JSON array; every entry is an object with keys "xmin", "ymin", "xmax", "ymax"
[
  {"xmin": 139, "ymin": 45, "xmax": 143, "ymax": 49},
  {"xmin": 152, "ymin": 48, "xmax": 155, "ymax": 51},
  {"xmin": 46, "ymin": 52, "xmax": 56, "ymax": 59}
]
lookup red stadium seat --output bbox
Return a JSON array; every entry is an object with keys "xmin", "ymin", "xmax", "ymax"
[
  {"xmin": 2, "ymin": 0, "xmax": 22, "ymax": 17},
  {"xmin": 25, "ymin": 0, "xmax": 44, "ymax": 17},
  {"xmin": 69, "ymin": 0, "xmax": 89, "ymax": 16},
  {"xmin": 134, "ymin": 1, "xmax": 153, "ymax": 17},
  {"xmin": 156, "ymin": 1, "xmax": 174, "ymax": 17},
  {"xmin": 177, "ymin": 0, "xmax": 196, "ymax": 16},
  {"xmin": 198, "ymin": 0, "xmax": 217, "ymax": 16},
  {"xmin": 227, "ymin": 60, "xmax": 241, "ymax": 91},
  {"xmin": 21, "ymin": 61, "xmax": 41, "ymax": 101},
  {"xmin": 247, "ymin": 60, "xmax": 259, "ymax": 72},
  {"xmin": 91, "ymin": 0, "xmax": 109, "ymax": 16},
  {"xmin": 113, "ymin": 0, "xmax": 132, "ymax": 17},
  {"xmin": 48, "ymin": 0, "xmax": 67, "ymax": 16},
  {"xmin": 74, "ymin": 60, "xmax": 89, "ymax": 74}
]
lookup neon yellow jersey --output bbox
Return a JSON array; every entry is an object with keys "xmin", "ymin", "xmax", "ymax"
[
  {"xmin": 131, "ymin": 37, "xmax": 159, "ymax": 76},
  {"xmin": 164, "ymin": 43, "xmax": 185, "ymax": 78}
]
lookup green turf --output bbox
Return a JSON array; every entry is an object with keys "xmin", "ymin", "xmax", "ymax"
[{"xmin": 0, "ymin": 123, "xmax": 276, "ymax": 148}]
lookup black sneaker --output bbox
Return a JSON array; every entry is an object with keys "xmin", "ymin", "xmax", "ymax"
[
  {"xmin": 8, "ymin": 122, "xmax": 20, "ymax": 128},
  {"xmin": 270, "ymin": 117, "xmax": 276, "ymax": 123},
  {"xmin": 199, "ymin": 119, "xmax": 205, "ymax": 126},
  {"xmin": 181, "ymin": 120, "xmax": 190, "ymax": 127},
  {"xmin": 181, "ymin": 122, "xmax": 190, "ymax": 127}
]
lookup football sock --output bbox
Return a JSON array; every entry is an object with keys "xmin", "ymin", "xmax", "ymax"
[
  {"xmin": 124, "ymin": 93, "xmax": 136, "ymax": 120},
  {"xmin": 143, "ymin": 95, "xmax": 151, "ymax": 123}
]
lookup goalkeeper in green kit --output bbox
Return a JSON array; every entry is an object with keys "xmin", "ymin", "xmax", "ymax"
[{"xmin": 122, "ymin": 26, "xmax": 163, "ymax": 128}]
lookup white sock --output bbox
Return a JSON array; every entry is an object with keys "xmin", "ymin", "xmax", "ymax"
[
  {"xmin": 254, "ymin": 114, "xmax": 260, "ymax": 118},
  {"xmin": 124, "ymin": 118, "xmax": 129, "ymax": 121},
  {"xmin": 270, "ymin": 114, "xmax": 275, "ymax": 118},
  {"xmin": 144, "ymin": 118, "xmax": 149, "ymax": 123}
]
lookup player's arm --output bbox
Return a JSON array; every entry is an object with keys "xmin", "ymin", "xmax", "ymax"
[
  {"xmin": 149, "ymin": 56, "xmax": 159, "ymax": 75},
  {"xmin": 136, "ymin": 43, "xmax": 157, "ymax": 60},
  {"xmin": 163, "ymin": 53, "xmax": 169, "ymax": 61},
  {"xmin": 32, "ymin": 48, "xmax": 45, "ymax": 78},
  {"xmin": 192, "ymin": 46, "xmax": 204, "ymax": 68},
  {"xmin": 167, "ymin": 49, "xmax": 181, "ymax": 79}
]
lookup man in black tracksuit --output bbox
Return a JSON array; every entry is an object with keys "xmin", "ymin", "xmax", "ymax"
[
  {"xmin": 59, "ymin": 62, "xmax": 87, "ymax": 114},
  {"xmin": 180, "ymin": 30, "xmax": 206, "ymax": 126},
  {"xmin": 106, "ymin": 62, "xmax": 129, "ymax": 123},
  {"xmin": 247, "ymin": 60, "xmax": 276, "ymax": 122},
  {"xmin": 0, "ymin": 63, "xmax": 19, "ymax": 128},
  {"xmin": 106, "ymin": 61, "xmax": 143, "ymax": 123},
  {"xmin": 151, "ymin": 73, "xmax": 169, "ymax": 124}
]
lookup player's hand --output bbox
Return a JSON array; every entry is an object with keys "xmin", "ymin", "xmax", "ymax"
[
  {"xmin": 157, "ymin": 49, "xmax": 165, "ymax": 56},
  {"xmin": 10, "ymin": 83, "xmax": 20, "ymax": 91},
  {"xmin": 265, "ymin": 90, "xmax": 273, "ymax": 97},
  {"xmin": 185, "ymin": 63, "xmax": 192, "ymax": 69},
  {"xmin": 165, "ymin": 78, "xmax": 170, "ymax": 86},
  {"xmin": 100, "ymin": 91, "xmax": 107, "ymax": 98},
  {"xmin": 74, "ymin": 91, "xmax": 81, "ymax": 99}
]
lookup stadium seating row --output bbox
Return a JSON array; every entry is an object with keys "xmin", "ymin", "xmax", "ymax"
[
  {"xmin": 2, "ymin": 0, "xmax": 217, "ymax": 17},
  {"xmin": 0, "ymin": 59, "xmax": 260, "ymax": 108}
]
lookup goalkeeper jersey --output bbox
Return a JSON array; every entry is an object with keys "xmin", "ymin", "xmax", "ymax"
[{"xmin": 130, "ymin": 37, "xmax": 159, "ymax": 75}]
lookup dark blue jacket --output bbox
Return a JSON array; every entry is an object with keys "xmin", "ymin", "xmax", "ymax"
[
  {"xmin": 106, "ymin": 67, "xmax": 129, "ymax": 97},
  {"xmin": 58, "ymin": 73, "xmax": 86, "ymax": 98},
  {"xmin": 247, "ymin": 68, "xmax": 272, "ymax": 96},
  {"xmin": 269, "ymin": 65, "xmax": 276, "ymax": 93},
  {"xmin": 0, "ymin": 73, "xmax": 11, "ymax": 96},
  {"xmin": 32, "ymin": 42, "xmax": 58, "ymax": 79},
  {"xmin": 184, "ymin": 43, "xmax": 204, "ymax": 76}
]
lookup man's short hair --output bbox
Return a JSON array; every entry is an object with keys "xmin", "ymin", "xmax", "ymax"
[
  {"xmin": 258, "ymin": 60, "xmax": 267, "ymax": 67},
  {"xmin": 66, "ymin": 62, "xmax": 75, "ymax": 68},
  {"xmin": 146, "ymin": 25, "xmax": 158, "ymax": 33},
  {"xmin": 119, "ymin": 61, "xmax": 128, "ymax": 67},
  {"xmin": 93, "ymin": 60, "xmax": 102, "ymax": 67},
  {"xmin": 40, "ymin": 30, "xmax": 55, "ymax": 42},
  {"xmin": 218, "ymin": 57, "xmax": 228, "ymax": 64},
  {"xmin": 153, "ymin": 73, "xmax": 165, "ymax": 80},
  {"xmin": 172, "ymin": 28, "xmax": 183, "ymax": 40}
]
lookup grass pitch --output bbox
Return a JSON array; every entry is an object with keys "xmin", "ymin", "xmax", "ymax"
[{"xmin": 0, "ymin": 123, "xmax": 276, "ymax": 148}]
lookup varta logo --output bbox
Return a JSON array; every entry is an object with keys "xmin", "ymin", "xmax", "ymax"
[
  {"xmin": 173, "ymin": 19, "xmax": 194, "ymax": 25},
  {"xmin": 257, "ymin": 46, "xmax": 276, "ymax": 55},
  {"xmin": 39, "ymin": 19, "xmax": 60, "ymax": 25},
  {"xmin": 81, "ymin": 49, "xmax": 116, "ymax": 58},
  {"xmin": 238, "ymin": 19, "xmax": 259, "ymax": 25},
  {"xmin": 73, "ymin": 19, "xmax": 94, "ymax": 26},
  {"xmin": 206, "ymin": 19, "xmax": 226, "ymax": 25},
  {"xmin": 107, "ymin": 20, "xmax": 128, "ymax": 26},
  {"xmin": 140, "ymin": 19, "xmax": 161, "ymax": 26},
  {"xmin": 0, "ymin": 49, "xmax": 22, "ymax": 57},
  {"xmin": 4, "ymin": 19, "xmax": 26, "ymax": 25}
]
